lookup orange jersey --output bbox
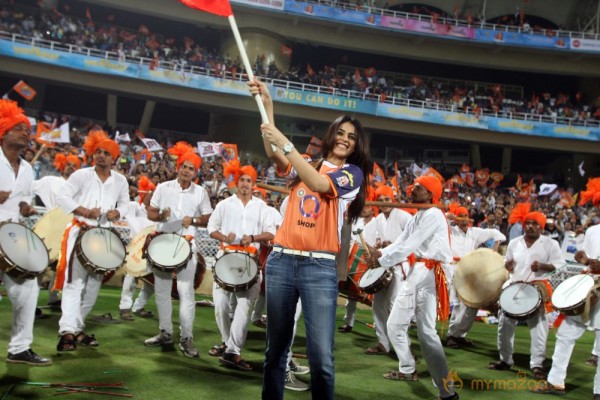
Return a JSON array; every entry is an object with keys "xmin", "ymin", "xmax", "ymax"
[{"xmin": 275, "ymin": 160, "xmax": 363, "ymax": 253}]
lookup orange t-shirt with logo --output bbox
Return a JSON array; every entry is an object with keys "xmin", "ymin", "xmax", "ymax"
[{"xmin": 275, "ymin": 160, "xmax": 363, "ymax": 253}]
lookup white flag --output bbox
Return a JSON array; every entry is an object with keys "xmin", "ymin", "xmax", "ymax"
[
  {"xmin": 141, "ymin": 138, "xmax": 163, "ymax": 152},
  {"xmin": 538, "ymin": 183, "xmax": 557, "ymax": 196},
  {"xmin": 578, "ymin": 161, "xmax": 585, "ymax": 177},
  {"xmin": 39, "ymin": 122, "xmax": 70, "ymax": 143},
  {"xmin": 197, "ymin": 141, "xmax": 223, "ymax": 158},
  {"xmin": 115, "ymin": 131, "xmax": 131, "ymax": 143}
]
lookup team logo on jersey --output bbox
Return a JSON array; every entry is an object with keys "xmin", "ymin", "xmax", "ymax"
[
  {"xmin": 299, "ymin": 194, "xmax": 320, "ymax": 219},
  {"xmin": 336, "ymin": 170, "xmax": 354, "ymax": 187}
]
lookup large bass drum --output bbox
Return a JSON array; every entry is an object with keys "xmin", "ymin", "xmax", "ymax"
[
  {"xmin": 453, "ymin": 248, "xmax": 508, "ymax": 308},
  {"xmin": 0, "ymin": 222, "xmax": 49, "ymax": 280}
]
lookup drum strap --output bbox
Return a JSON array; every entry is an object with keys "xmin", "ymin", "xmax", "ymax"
[
  {"xmin": 582, "ymin": 282, "xmax": 600, "ymax": 323},
  {"xmin": 53, "ymin": 219, "xmax": 86, "ymax": 291},
  {"xmin": 409, "ymin": 256, "xmax": 450, "ymax": 322},
  {"xmin": 223, "ymin": 244, "xmax": 258, "ymax": 255}
]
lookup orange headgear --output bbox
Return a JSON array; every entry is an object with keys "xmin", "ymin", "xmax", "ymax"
[
  {"xmin": 223, "ymin": 159, "xmax": 257, "ymax": 186},
  {"xmin": 508, "ymin": 203, "xmax": 531, "ymax": 225},
  {"xmin": 448, "ymin": 202, "xmax": 468, "ymax": 218},
  {"xmin": 375, "ymin": 185, "xmax": 394, "ymax": 200},
  {"xmin": 414, "ymin": 175, "xmax": 443, "ymax": 204},
  {"xmin": 53, "ymin": 153, "xmax": 81, "ymax": 172},
  {"xmin": 83, "ymin": 130, "xmax": 120, "ymax": 161},
  {"xmin": 0, "ymin": 99, "xmax": 30, "ymax": 138},
  {"xmin": 524, "ymin": 212, "xmax": 547, "ymax": 229},
  {"xmin": 579, "ymin": 177, "xmax": 600, "ymax": 207},
  {"xmin": 138, "ymin": 175, "xmax": 156, "ymax": 204},
  {"xmin": 252, "ymin": 186, "xmax": 267, "ymax": 199},
  {"xmin": 168, "ymin": 141, "xmax": 202, "ymax": 171}
]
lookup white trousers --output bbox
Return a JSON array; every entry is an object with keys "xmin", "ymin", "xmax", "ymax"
[
  {"xmin": 387, "ymin": 285, "xmax": 453, "ymax": 398},
  {"xmin": 497, "ymin": 307, "xmax": 548, "ymax": 369},
  {"xmin": 59, "ymin": 226, "xmax": 103, "ymax": 335},
  {"xmin": 343, "ymin": 299, "xmax": 357, "ymax": 327},
  {"xmin": 213, "ymin": 275, "xmax": 261, "ymax": 355},
  {"xmin": 251, "ymin": 293, "xmax": 266, "ymax": 323},
  {"xmin": 547, "ymin": 317, "xmax": 600, "ymax": 394},
  {"xmin": 153, "ymin": 255, "xmax": 197, "ymax": 339},
  {"xmin": 1, "ymin": 272, "xmax": 39, "ymax": 354},
  {"xmin": 593, "ymin": 330, "xmax": 600, "ymax": 356},
  {"xmin": 447, "ymin": 300, "xmax": 478, "ymax": 338},
  {"xmin": 119, "ymin": 273, "xmax": 154, "ymax": 312},
  {"xmin": 371, "ymin": 267, "xmax": 401, "ymax": 351}
]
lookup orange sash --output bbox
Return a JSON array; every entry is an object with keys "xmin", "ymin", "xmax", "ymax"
[
  {"xmin": 407, "ymin": 255, "xmax": 450, "ymax": 322},
  {"xmin": 223, "ymin": 244, "xmax": 258, "ymax": 256},
  {"xmin": 53, "ymin": 219, "xmax": 85, "ymax": 291}
]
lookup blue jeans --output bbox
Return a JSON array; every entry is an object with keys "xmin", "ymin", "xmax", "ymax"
[{"xmin": 262, "ymin": 250, "xmax": 338, "ymax": 400}]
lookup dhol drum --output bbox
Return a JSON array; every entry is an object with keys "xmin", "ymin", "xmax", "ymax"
[
  {"xmin": 213, "ymin": 251, "xmax": 259, "ymax": 292},
  {"xmin": 339, "ymin": 243, "xmax": 373, "ymax": 306},
  {"xmin": 0, "ymin": 221, "xmax": 49, "ymax": 280},
  {"xmin": 552, "ymin": 274, "xmax": 599, "ymax": 316},
  {"xmin": 454, "ymin": 248, "xmax": 509, "ymax": 308},
  {"xmin": 499, "ymin": 281, "xmax": 549, "ymax": 320},
  {"xmin": 74, "ymin": 226, "xmax": 127, "ymax": 274},
  {"xmin": 146, "ymin": 232, "xmax": 192, "ymax": 272},
  {"xmin": 142, "ymin": 254, "xmax": 206, "ymax": 300},
  {"xmin": 32, "ymin": 207, "xmax": 72, "ymax": 263},
  {"xmin": 125, "ymin": 225, "xmax": 157, "ymax": 277},
  {"xmin": 359, "ymin": 264, "xmax": 393, "ymax": 294}
]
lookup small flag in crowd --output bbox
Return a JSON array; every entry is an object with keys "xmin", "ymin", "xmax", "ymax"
[
  {"xmin": 115, "ymin": 131, "xmax": 131, "ymax": 143},
  {"xmin": 221, "ymin": 143, "xmax": 238, "ymax": 161},
  {"xmin": 578, "ymin": 161, "xmax": 585, "ymax": 177},
  {"xmin": 197, "ymin": 141, "xmax": 222, "ymax": 158},
  {"xmin": 179, "ymin": 0, "xmax": 233, "ymax": 17},
  {"xmin": 141, "ymin": 138, "xmax": 163, "ymax": 152},
  {"xmin": 13, "ymin": 80, "xmax": 37, "ymax": 100},
  {"xmin": 37, "ymin": 121, "xmax": 70, "ymax": 143}
]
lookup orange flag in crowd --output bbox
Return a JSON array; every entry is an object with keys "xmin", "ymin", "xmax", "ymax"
[
  {"xmin": 12, "ymin": 80, "xmax": 36, "ymax": 101},
  {"xmin": 371, "ymin": 162, "xmax": 385, "ymax": 187},
  {"xmin": 179, "ymin": 0, "xmax": 233, "ymax": 17}
]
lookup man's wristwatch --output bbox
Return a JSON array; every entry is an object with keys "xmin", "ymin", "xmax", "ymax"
[{"xmin": 282, "ymin": 142, "xmax": 295, "ymax": 155}]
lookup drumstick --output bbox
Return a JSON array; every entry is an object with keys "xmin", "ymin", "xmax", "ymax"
[{"xmin": 172, "ymin": 227, "xmax": 184, "ymax": 258}]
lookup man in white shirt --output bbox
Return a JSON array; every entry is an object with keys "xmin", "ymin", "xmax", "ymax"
[
  {"xmin": 55, "ymin": 130, "xmax": 129, "ymax": 352},
  {"xmin": 207, "ymin": 164, "xmax": 275, "ymax": 371},
  {"xmin": 446, "ymin": 204, "xmax": 506, "ymax": 348},
  {"xmin": 144, "ymin": 145, "xmax": 212, "ymax": 358},
  {"xmin": 0, "ymin": 99, "xmax": 51, "ymax": 365},
  {"xmin": 367, "ymin": 176, "xmax": 457, "ymax": 400},
  {"xmin": 488, "ymin": 209, "xmax": 562, "ymax": 380}
]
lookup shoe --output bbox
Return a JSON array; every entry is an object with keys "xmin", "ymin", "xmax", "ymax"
[
  {"xmin": 144, "ymin": 330, "xmax": 173, "ymax": 346},
  {"xmin": 383, "ymin": 370, "xmax": 418, "ymax": 381},
  {"xmin": 338, "ymin": 324, "xmax": 353, "ymax": 333},
  {"xmin": 586, "ymin": 354, "xmax": 598, "ymax": 367},
  {"xmin": 134, "ymin": 309, "xmax": 154, "ymax": 318},
  {"xmin": 35, "ymin": 308, "xmax": 49, "ymax": 320},
  {"xmin": 529, "ymin": 381, "xmax": 566, "ymax": 395},
  {"xmin": 119, "ymin": 309, "xmax": 135, "ymax": 321},
  {"xmin": 446, "ymin": 336, "xmax": 473, "ymax": 348},
  {"xmin": 594, "ymin": 394, "xmax": 600, "ymax": 400},
  {"xmin": 284, "ymin": 370, "xmax": 310, "ymax": 391},
  {"xmin": 252, "ymin": 319, "xmax": 267, "ymax": 329},
  {"xmin": 289, "ymin": 358, "xmax": 310, "ymax": 375},
  {"xmin": 179, "ymin": 337, "xmax": 199, "ymax": 358},
  {"xmin": 48, "ymin": 300, "xmax": 61, "ymax": 310},
  {"xmin": 7, "ymin": 349, "xmax": 52, "ymax": 366}
]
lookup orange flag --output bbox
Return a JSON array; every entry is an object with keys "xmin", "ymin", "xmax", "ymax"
[
  {"xmin": 371, "ymin": 162, "xmax": 385, "ymax": 187},
  {"xmin": 12, "ymin": 80, "xmax": 36, "ymax": 101}
]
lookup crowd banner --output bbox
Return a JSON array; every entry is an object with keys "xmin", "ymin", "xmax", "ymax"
[
  {"xmin": 569, "ymin": 38, "xmax": 600, "ymax": 52},
  {"xmin": 231, "ymin": 0, "xmax": 284, "ymax": 11},
  {"xmin": 474, "ymin": 29, "xmax": 569, "ymax": 50},
  {"xmin": 2, "ymin": 38, "xmax": 599, "ymax": 142},
  {"xmin": 284, "ymin": 0, "xmax": 380, "ymax": 26},
  {"xmin": 380, "ymin": 16, "xmax": 475, "ymax": 39}
]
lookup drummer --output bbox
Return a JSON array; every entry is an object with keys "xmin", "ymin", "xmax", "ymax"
[
  {"xmin": 144, "ymin": 142, "xmax": 212, "ymax": 358},
  {"xmin": 207, "ymin": 161, "xmax": 275, "ymax": 371},
  {"xmin": 532, "ymin": 177, "xmax": 600, "ymax": 396},
  {"xmin": 488, "ymin": 204, "xmax": 562, "ymax": 380},
  {"xmin": 446, "ymin": 203, "xmax": 506, "ymax": 348},
  {"xmin": 55, "ymin": 129, "xmax": 129, "ymax": 352},
  {"xmin": 364, "ymin": 184, "xmax": 412, "ymax": 355},
  {"xmin": 0, "ymin": 99, "xmax": 51, "ymax": 365}
]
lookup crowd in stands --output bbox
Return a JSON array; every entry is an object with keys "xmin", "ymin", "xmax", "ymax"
[{"xmin": 2, "ymin": 3, "xmax": 599, "ymax": 125}]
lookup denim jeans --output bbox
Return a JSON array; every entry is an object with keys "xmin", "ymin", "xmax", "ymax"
[{"xmin": 262, "ymin": 250, "xmax": 338, "ymax": 400}]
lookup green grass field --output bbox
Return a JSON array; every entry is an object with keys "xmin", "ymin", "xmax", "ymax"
[{"xmin": 0, "ymin": 287, "xmax": 596, "ymax": 399}]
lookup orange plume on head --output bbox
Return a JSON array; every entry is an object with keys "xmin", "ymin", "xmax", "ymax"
[
  {"xmin": 168, "ymin": 141, "xmax": 201, "ymax": 170},
  {"xmin": 448, "ymin": 202, "xmax": 468, "ymax": 217},
  {"xmin": 579, "ymin": 177, "xmax": 600, "ymax": 207},
  {"xmin": 414, "ymin": 175, "xmax": 443, "ymax": 204},
  {"xmin": 375, "ymin": 184, "xmax": 394, "ymax": 200},
  {"xmin": 53, "ymin": 153, "xmax": 67, "ymax": 172},
  {"xmin": 524, "ymin": 211, "xmax": 547, "ymax": 229},
  {"xmin": 0, "ymin": 99, "xmax": 30, "ymax": 138},
  {"xmin": 252, "ymin": 186, "xmax": 268, "ymax": 200},
  {"xmin": 83, "ymin": 129, "xmax": 120, "ymax": 160},
  {"xmin": 223, "ymin": 159, "xmax": 257, "ymax": 187},
  {"xmin": 138, "ymin": 175, "xmax": 156, "ymax": 204},
  {"xmin": 508, "ymin": 203, "xmax": 531, "ymax": 225}
]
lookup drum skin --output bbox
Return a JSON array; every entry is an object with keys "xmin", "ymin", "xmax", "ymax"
[
  {"xmin": 454, "ymin": 248, "xmax": 508, "ymax": 308},
  {"xmin": 74, "ymin": 226, "xmax": 126, "ymax": 274},
  {"xmin": 213, "ymin": 251, "xmax": 259, "ymax": 292},
  {"xmin": 0, "ymin": 222, "xmax": 49, "ymax": 280},
  {"xmin": 359, "ymin": 266, "xmax": 393, "ymax": 294},
  {"xmin": 552, "ymin": 274, "xmax": 598, "ymax": 316},
  {"xmin": 142, "ymin": 254, "xmax": 206, "ymax": 299},
  {"xmin": 499, "ymin": 281, "xmax": 542, "ymax": 320},
  {"xmin": 32, "ymin": 208, "xmax": 72, "ymax": 263},
  {"xmin": 146, "ymin": 232, "xmax": 192, "ymax": 273}
]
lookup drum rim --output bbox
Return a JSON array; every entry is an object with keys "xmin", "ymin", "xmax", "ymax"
[
  {"xmin": 213, "ymin": 252, "xmax": 259, "ymax": 291},
  {"xmin": 552, "ymin": 274, "xmax": 596, "ymax": 308},
  {"xmin": 76, "ymin": 226, "xmax": 126, "ymax": 273},
  {"xmin": 500, "ymin": 282, "xmax": 542, "ymax": 316},
  {"xmin": 146, "ymin": 233, "xmax": 192, "ymax": 270},
  {"xmin": 0, "ymin": 221, "xmax": 49, "ymax": 277}
]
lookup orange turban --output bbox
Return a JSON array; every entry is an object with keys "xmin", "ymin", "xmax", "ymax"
[
  {"xmin": 53, "ymin": 153, "xmax": 81, "ymax": 172},
  {"xmin": 448, "ymin": 202, "xmax": 468, "ymax": 217},
  {"xmin": 83, "ymin": 130, "xmax": 120, "ymax": 161},
  {"xmin": 252, "ymin": 186, "xmax": 267, "ymax": 199},
  {"xmin": 524, "ymin": 211, "xmax": 547, "ymax": 229},
  {"xmin": 168, "ymin": 141, "xmax": 202, "ymax": 171},
  {"xmin": 508, "ymin": 203, "xmax": 531, "ymax": 225},
  {"xmin": 138, "ymin": 175, "xmax": 156, "ymax": 204},
  {"xmin": 0, "ymin": 99, "xmax": 30, "ymax": 138},
  {"xmin": 375, "ymin": 185, "xmax": 394, "ymax": 199},
  {"xmin": 224, "ymin": 159, "xmax": 257, "ymax": 186},
  {"xmin": 414, "ymin": 175, "xmax": 442, "ymax": 204},
  {"xmin": 579, "ymin": 177, "xmax": 600, "ymax": 207}
]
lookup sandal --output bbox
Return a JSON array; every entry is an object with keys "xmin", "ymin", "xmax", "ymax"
[
  {"xmin": 488, "ymin": 360, "xmax": 512, "ymax": 370},
  {"xmin": 383, "ymin": 370, "xmax": 418, "ymax": 381},
  {"xmin": 92, "ymin": 313, "xmax": 122, "ymax": 324},
  {"xmin": 529, "ymin": 381, "xmax": 565, "ymax": 395},
  {"xmin": 134, "ymin": 309, "xmax": 154, "ymax": 318},
  {"xmin": 76, "ymin": 332, "xmax": 99, "ymax": 347},
  {"xmin": 208, "ymin": 343, "xmax": 227, "ymax": 357},
  {"xmin": 220, "ymin": 353, "xmax": 252, "ymax": 371},
  {"xmin": 531, "ymin": 367, "xmax": 548, "ymax": 380},
  {"xmin": 57, "ymin": 333, "xmax": 76, "ymax": 352},
  {"xmin": 365, "ymin": 344, "xmax": 387, "ymax": 355},
  {"xmin": 120, "ymin": 309, "xmax": 135, "ymax": 321}
]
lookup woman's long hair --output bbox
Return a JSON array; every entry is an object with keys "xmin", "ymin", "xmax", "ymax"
[{"xmin": 291, "ymin": 115, "xmax": 371, "ymax": 224}]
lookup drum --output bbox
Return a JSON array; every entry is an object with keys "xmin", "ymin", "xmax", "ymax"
[
  {"xmin": 0, "ymin": 222, "xmax": 49, "ymax": 280},
  {"xmin": 454, "ymin": 248, "xmax": 509, "ymax": 308},
  {"xmin": 146, "ymin": 232, "xmax": 192, "ymax": 272},
  {"xmin": 74, "ymin": 226, "xmax": 127, "ymax": 274},
  {"xmin": 359, "ymin": 265, "xmax": 393, "ymax": 294},
  {"xmin": 142, "ymin": 254, "xmax": 206, "ymax": 300},
  {"xmin": 32, "ymin": 207, "xmax": 73, "ymax": 263},
  {"xmin": 125, "ymin": 225, "xmax": 157, "ymax": 277},
  {"xmin": 499, "ymin": 281, "xmax": 543, "ymax": 320},
  {"xmin": 339, "ymin": 243, "xmax": 373, "ymax": 306},
  {"xmin": 213, "ymin": 251, "xmax": 259, "ymax": 292},
  {"xmin": 552, "ymin": 274, "xmax": 599, "ymax": 316}
]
